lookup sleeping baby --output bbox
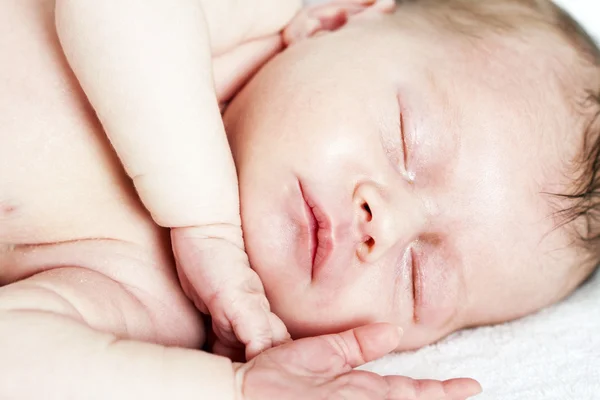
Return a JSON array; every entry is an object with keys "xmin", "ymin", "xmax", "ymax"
[{"xmin": 1, "ymin": 0, "xmax": 598, "ymax": 399}]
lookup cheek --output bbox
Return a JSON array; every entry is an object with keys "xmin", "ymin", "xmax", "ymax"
[
  {"xmin": 295, "ymin": 130, "xmax": 388, "ymax": 188},
  {"xmin": 314, "ymin": 129, "xmax": 368, "ymax": 159},
  {"xmin": 270, "ymin": 124, "xmax": 368, "ymax": 169},
  {"xmin": 281, "ymin": 279, "xmax": 397, "ymax": 339}
]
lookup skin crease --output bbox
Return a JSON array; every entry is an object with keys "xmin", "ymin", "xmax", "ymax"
[{"xmin": 224, "ymin": 9, "xmax": 589, "ymax": 350}]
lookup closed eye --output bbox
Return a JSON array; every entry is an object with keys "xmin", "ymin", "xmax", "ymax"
[
  {"xmin": 409, "ymin": 246, "xmax": 419, "ymax": 322},
  {"xmin": 398, "ymin": 94, "xmax": 413, "ymax": 179}
]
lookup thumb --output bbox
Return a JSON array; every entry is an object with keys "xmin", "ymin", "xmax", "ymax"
[
  {"xmin": 275, "ymin": 324, "xmax": 403, "ymax": 374},
  {"xmin": 322, "ymin": 323, "xmax": 403, "ymax": 369},
  {"xmin": 202, "ymin": 0, "xmax": 302, "ymax": 54},
  {"xmin": 235, "ymin": 0, "xmax": 303, "ymax": 43}
]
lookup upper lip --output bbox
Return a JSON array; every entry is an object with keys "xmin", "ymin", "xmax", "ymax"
[{"xmin": 299, "ymin": 182, "xmax": 333, "ymax": 280}]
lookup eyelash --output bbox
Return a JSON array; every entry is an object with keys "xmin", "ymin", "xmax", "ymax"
[
  {"xmin": 400, "ymin": 112, "xmax": 408, "ymax": 169},
  {"xmin": 400, "ymin": 111, "xmax": 417, "ymax": 183},
  {"xmin": 409, "ymin": 246, "xmax": 422, "ymax": 322},
  {"xmin": 409, "ymin": 247, "xmax": 416, "ymax": 290}
]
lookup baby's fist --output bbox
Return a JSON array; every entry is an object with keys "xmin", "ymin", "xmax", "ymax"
[{"xmin": 171, "ymin": 225, "xmax": 290, "ymax": 360}]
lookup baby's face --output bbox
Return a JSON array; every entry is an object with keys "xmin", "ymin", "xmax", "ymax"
[{"xmin": 224, "ymin": 14, "xmax": 583, "ymax": 349}]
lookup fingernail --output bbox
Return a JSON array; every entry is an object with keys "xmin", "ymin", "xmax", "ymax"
[
  {"xmin": 466, "ymin": 382, "xmax": 483, "ymax": 399},
  {"xmin": 397, "ymin": 327, "xmax": 404, "ymax": 338}
]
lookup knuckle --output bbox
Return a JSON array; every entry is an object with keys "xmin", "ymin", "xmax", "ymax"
[
  {"xmin": 322, "ymin": 336, "xmax": 353, "ymax": 372},
  {"xmin": 214, "ymin": 327, "xmax": 237, "ymax": 345},
  {"xmin": 242, "ymin": 271, "xmax": 266, "ymax": 294},
  {"xmin": 204, "ymin": 289, "xmax": 226, "ymax": 314},
  {"xmin": 269, "ymin": 317, "xmax": 290, "ymax": 336}
]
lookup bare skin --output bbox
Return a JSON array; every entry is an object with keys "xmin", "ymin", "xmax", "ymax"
[{"xmin": 0, "ymin": 0, "xmax": 480, "ymax": 399}]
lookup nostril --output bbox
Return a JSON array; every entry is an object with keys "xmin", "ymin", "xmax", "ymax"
[
  {"xmin": 357, "ymin": 236, "xmax": 376, "ymax": 261},
  {"xmin": 362, "ymin": 203, "xmax": 372, "ymax": 222},
  {"xmin": 356, "ymin": 236, "xmax": 375, "ymax": 262}
]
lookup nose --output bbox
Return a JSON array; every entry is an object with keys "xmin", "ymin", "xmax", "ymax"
[{"xmin": 353, "ymin": 181, "xmax": 424, "ymax": 264}]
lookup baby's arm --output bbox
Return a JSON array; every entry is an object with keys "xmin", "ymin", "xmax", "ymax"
[
  {"xmin": 54, "ymin": 0, "xmax": 241, "ymax": 229},
  {"xmin": 54, "ymin": 0, "xmax": 299, "ymax": 358},
  {"xmin": 0, "ymin": 270, "xmax": 478, "ymax": 399},
  {"xmin": 0, "ymin": 268, "xmax": 235, "ymax": 399}
]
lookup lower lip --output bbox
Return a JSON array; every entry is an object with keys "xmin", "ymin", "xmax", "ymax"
[
  {"xmin": 302, "ymin": 194, "xmax": 318, "ymax": 272},
  {"xmin": 299, "ymin": 182, "xmax": 333, "ymax": 280}
]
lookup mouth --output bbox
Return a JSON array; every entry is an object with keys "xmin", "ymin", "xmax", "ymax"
[{"xmin": 298, "ymin": 181, "xmax": 334, "ymax": 280}]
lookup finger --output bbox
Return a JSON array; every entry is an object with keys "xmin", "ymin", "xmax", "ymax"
[
  {"xmin": 173, "ymin": 227, "xmax": 267, "ymax": 347},
  {"xmin": 213, "ymin": 35, "xmax": 283, "ymax": 105},
  {"xmin": 212, "ymin": 316, "xmax": 240, "ymax": 347},
  {"xmin": 201, "ymin": 0, "xmax": 302, "ymax": 54},
  {"xmin": 319, "ymin": 323, "xmax": 403, "ymax": 369},
  {"xmin": 385, "ymin": 376, "xmax": 483, "ymax": 400},
  {"xmin": 174, "ymin": 265, "xmax": 209, "ymax": 314},
  {"xmin": 372, "ymin": 0, "xmax": 396, "ymax": 12},
  {"xmin": 212, "ymin": 302, "xmax": 284, "ymax": 360},
  {"xmin": 331, "ymin": 370, "xmax": 389, "ymax": 400},
  {"xmin": 283, "ymin": 0, "xmax": 396, "ymax": 46},
  {"xmin": 242, "ymin": 0, "xmax": 303, "ymax": 39},
  {"xmin": 441, "ymin": 378, "xmax": 483, "ymax": 399},
  {"xmin": 228, "ymin": 282, "xmax": 278, "ymax": 356},
  {"xmin": 203, "ymin": 268, "xmax": 283, "ymax": 356},
  {"xmin": 267, "ymin": 311, "xmax": 293, "ymax": 348},
  {"xmin": 245, "ymin": 311, "xmax": 291, "ymax": 360},
  {"xmin": 326, "ymin": 371, "xmax": 481, "ymax": 400},
  {"xmin": 173, "ymin": 227, "xmax": 289, "ymax": 356}
]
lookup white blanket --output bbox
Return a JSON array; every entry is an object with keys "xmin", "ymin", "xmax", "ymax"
[{"xmin": 299, "ymin": 1, "xmax": 600, "ymax": 398}]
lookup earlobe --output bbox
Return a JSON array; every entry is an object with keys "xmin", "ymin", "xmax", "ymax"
[{"xmin": 283, "ymin": 0, "xmax": 396, "ymax": 46}]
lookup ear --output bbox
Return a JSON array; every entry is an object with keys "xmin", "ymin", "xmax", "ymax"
[{"xmin": 283, "ymin": 0, "xmax": 396, "ymax": 46}]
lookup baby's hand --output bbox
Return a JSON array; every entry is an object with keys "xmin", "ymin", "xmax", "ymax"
[
  {"xmin": 235, "ymin": 324, "xmax": 482, "ymax": 400},
  {"xmin": 172, "ymin": 225, "xmax": 290, "ymax": 360}
]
